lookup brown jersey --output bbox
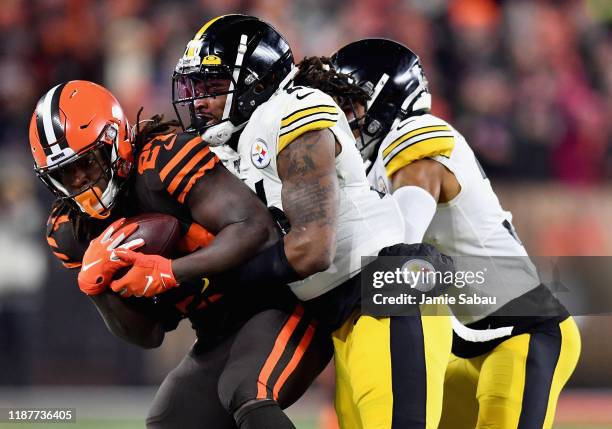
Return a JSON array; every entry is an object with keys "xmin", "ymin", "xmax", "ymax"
[{"xmin": 45, "ymin": 131, "xmax": 296, "ymax": 346}]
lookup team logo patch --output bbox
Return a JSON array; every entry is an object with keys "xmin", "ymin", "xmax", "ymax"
[{"xmin": 251, "ymin": 139, "xmax": 270, "ymax": 168}]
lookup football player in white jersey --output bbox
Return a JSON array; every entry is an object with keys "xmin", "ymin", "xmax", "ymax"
[
  {"xmin": 297, "ymin": 39, "xmax": 581, "ymax": 429},
  {"xmin": 172, "ymin": 15, "xmax": 454, "ymax": 429}
]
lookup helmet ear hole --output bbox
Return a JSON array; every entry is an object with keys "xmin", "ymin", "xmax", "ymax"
[
  {"xmin": 253, "ymin": 83, "xmax": 265, "ymax": 94},
  {"xmin": 366, "ymin": 119, "xmax": 381, "ymax": 135}
]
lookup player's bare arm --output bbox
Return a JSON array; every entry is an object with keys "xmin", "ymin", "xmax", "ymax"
[
  {"xmin": 277, "ymin": 128, "xmax": 340, "ymax": 277},
  {"xmin": 90, "ymin": 292, "xmax": 165, "ymax": 348},
  {"xmin": 171, "ymin": 163, "xmax": 280, "ymax": 282},
  {"xmin": 391, "ymin": 158, "xmax": 460, "ymax": 203}
]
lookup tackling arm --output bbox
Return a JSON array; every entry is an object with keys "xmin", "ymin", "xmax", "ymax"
[
  {"xmin": 175, "ymin": 128, "xmax": 339, "ymax": 282},
  {"xmin": 171, "ymin": 164, "xmax": 280, "ymax": 282},
  {"xmin": 201, "ymin": 128, "xmax": 340, "ymax": 289},
  {"xmin": 277, "ymin": 128, "xmax": 339, "ymax": 276}
]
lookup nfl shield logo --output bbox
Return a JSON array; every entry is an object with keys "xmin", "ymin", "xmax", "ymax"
[{"xmin": 251, "ymin": 139, "xmax": 271, "ymax": 168}]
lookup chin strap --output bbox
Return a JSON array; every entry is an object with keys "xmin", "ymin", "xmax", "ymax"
[{"xmin": 201, "ymin": 121, "xmax": 247, "ymax": 147}]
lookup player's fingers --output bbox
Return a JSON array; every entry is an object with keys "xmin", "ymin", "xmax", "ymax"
[
  {"xmin": 101, "ymin": 218, "xmax": 127, "ymax": 242},
  {"xmin": 108, "ymin": 233, "xmax": 125, "ymax": 251},
  {"xmin": 114, "ymin": 223, "xmax": 139, "ymax": 241},
  {"xmin": 110, "ymin": 281, "xmax": 131, "ymax": 297},
  {"xmin": 119, "ymin": 238, "xmax": 145, "ymax": 251},
  {"xmin": 108, "ymin": 223, "xmax": 139, "ymax": 250},
  {"xmin": 108, "ymin": 255, "xmax": 133, "ymax": 271},
  {"xmin": 112, "ymin": 248, "xmax": 138, "ymax": 263}
]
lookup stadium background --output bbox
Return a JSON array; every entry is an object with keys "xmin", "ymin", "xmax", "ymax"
[{"xmin": 0, "ymin": 0, "xmax": 610, "ymax": 427}]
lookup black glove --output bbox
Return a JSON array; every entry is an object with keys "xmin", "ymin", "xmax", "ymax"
[
  {"xmin": 361, "ymin": 243, "xmax": 455, "ymax": 316},
  {"xmin": 378, "ymin": 242, "xmax": 455, "ymax": 292}
]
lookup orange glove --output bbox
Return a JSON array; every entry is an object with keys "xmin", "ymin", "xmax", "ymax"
[
  {"xmin": 78, "ymin": 218, "xmax": 144, "ymax": 295},
  {"xmin": 109, "ymin": 249, "xmax": 178, "ymax": 298}
]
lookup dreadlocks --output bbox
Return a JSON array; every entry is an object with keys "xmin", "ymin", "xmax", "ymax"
[
  {"xmin": 294, "ymin": 56, "xmax": 370, "ymax": 109},
  {"xmin": 133, "ymin": 108, "xmax": 180, "ymax": 148}
]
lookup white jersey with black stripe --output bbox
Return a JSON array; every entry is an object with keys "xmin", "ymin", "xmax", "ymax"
[
  {"xmin": 368, "ymin": 113, "xmax": 540, "ymax": 324},
  {"xmin": 237, "ymin": 85, "xmax": 405, "ymax": 301}
]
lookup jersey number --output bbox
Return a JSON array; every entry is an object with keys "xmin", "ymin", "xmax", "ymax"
[{"xmin": 138, "ymin": 144, "xmax": 160, "ymax": 174}]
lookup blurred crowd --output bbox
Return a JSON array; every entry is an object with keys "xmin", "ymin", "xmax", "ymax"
[
  {"xmin": 0, "ymin": 0, "xmax": 610, "ymax": 182},
  {"xmin": 0, "ymin": 0, "xmax": 611, "ymax": 387}
]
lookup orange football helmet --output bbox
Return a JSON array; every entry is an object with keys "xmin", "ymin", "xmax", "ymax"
[{"xmin": 29, "ymin": 81, "xmax": 133, "ymax": 218}]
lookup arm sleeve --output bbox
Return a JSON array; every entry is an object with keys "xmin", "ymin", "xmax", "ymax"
[{"xmin": 393, "ymin": 185, "xmax": 437, "ymax": 244}]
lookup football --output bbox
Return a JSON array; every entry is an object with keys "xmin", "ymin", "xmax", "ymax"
[
  {"xmin": 111, "ymin": 213, "xmax": 181, "ymax": 282},
  {"xmin": 118, "ymin": 213, "xmax": 182, "ymax": 258}
]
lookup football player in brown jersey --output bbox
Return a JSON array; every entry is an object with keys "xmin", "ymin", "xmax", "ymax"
[{"xmin": 30, "ymin": 80, "xmax": 332, "ymax": 429}]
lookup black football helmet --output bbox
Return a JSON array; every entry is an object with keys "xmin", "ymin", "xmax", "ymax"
[
  {"xmin": 331, "ymin": 38, "xmax": 431, "ymax": 162},
  {"xmin": 172, "ymin": 14, "xmax": 293, "ymax": 146}
]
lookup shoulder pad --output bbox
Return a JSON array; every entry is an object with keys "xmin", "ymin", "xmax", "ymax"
[
  {"xmin": 136, "ymin": 132, "xmax": 220, "ymax": 203},
  {"xmin": 277, "ymin": 87, "xmax": 340, "ymax": 153},
  {"xmin": 380, "ymin": 114, "xmax": 455, "ymax": 177}
]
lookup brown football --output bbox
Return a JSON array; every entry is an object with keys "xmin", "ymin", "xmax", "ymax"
[{"xmin": 119, "ymin": 213, "xmax": 182, "ymax": 258}]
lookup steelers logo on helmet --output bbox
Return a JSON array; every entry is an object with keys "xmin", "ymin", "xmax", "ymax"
[
  {"xmin": 251, "ymin": 138, "xmax": 270, "ymax": 169},
  {"xmin": 172, "ymin": 14, "xmax": 294, "ymax": 146}
]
